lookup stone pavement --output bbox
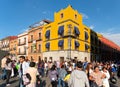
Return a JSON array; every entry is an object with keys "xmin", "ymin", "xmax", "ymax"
[{"xmin": 0, "ymin": 75, "xmax": 120, "ymax": 87}]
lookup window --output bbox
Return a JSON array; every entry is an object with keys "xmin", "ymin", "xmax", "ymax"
[
  {"xmin": 58, "ymin": 25, "xmax": 64, "ymax": 36},
  {"xmin": 58, "ymin": 40, "xmax": 64, "ymax": 50},
  {"xmin": 75, "ymin": 41, "xmax": 80, "ymax": 50},
  {"xmin": 74, "ymin": 26, "xmax": 80, "ymax": 36},
  {"xmin": 38, "ymin": 56, "xmax": 41, "ymax": 62},
  {"xmin": 31, "ymin": 56, "xmax": 34, "ymax": 61},
  {"xmin": 31, "ymin": 35, "xmax": 33, "ymax": 41},
  {"xmin": 44, "ymin": 57, "xmax": 47, "ymax": 62},
  {"xmin": 24, "ymin": 38, "xmax": 26, "ymax": 44},
  {"xmin": 24, "ymin": 46, "xmax": 26, "ymax": 54},
  {"xmin": 45, "ymin": 42, "xmax": 50, "ymax": 51},
  {"xmin": 45, "ymin": 30, "xmax": 50, "ymax": 39},
  {"xmin": 60, "ymin": 57, "xmax": 64, "ymax": 63},
  {"xmin": 74, "ymin": 57, "xmax": 77, "ymax": 60},
  {"xmin": 85, "ymin": 31, "xmax": 89, "ymax": 41},
  {"xmin": 91, "ymin": 46, "xmax": 94, "ymax": 52},
  {"xmin": 39, "ymin": 33, "xmax": 41, "ymax": 40},
  {"xmin": 31, "ymin": 46, "xmax": 33, "ymax": 53},
  {"xmin": 38, "ymin": 44, "xmax": 41, "ymax": 52},
  {"xmin": 49, "ymin": 57, "xmax": 52, "ymax": 62},
  {"xmin": 75, "ymin": 14, "xmax": 77, "ymax": 19},
  {"xmin": 19, "ymin": 48, "xmax": 20, "ymax": 54},
  {"xmin": 19, "ymin": 39, "xmax": 21, "ymax": 45},
  {"xmin": 61, "ymin": 13, "xmax": 63, "ymax": 18},
  {"xmin": 85, "ymin": 44, "xmax": 89, "ymax": 51}
]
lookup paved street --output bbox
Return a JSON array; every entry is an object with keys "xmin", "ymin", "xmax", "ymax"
[{"xmin": 0, "ymin": 75, "xmax": 120, "ymax": 87}]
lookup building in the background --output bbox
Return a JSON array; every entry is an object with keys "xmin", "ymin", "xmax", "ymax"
[
  {"xmin": 17, "ymin": 31, "xmax": 28, "ymax": 58},
  {"xmin": 0, "ymin": 36, "xmax": 17, "ymax": 52},
  {"xmin": 9, "ymin": 37, "xmax": 18, "ymax": 57},
  {"xmin": 42, "ymin": 5, "xmax": 91, "ymax": 62},
  {"xmin": 99, "ymin": 36, "xmax": 120, "ymax": 62},
  {"xmin": 90, "ymin": 30, "xmax": 100, "ymax": 62},
  {"xmin": 28, "ymin": 20, "xmax": 51, "ymax": 62}
]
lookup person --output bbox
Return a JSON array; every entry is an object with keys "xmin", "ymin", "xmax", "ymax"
[
  {"xmin": 1, "ymin": 53, "xmax": 10, "ymax": 80},
  {"xmin": 64, "ymin": 70, "xmax": 71, "ymax": 87},
  {"xmin": 5, "ymin": 57, "xmax": 12, "ymax": 86},
  {"xmin": 90, "ymin": 66, "xmax": 106, "ymax": 87},
  {"xmin": 18, "ymin": 56, "xmax": 29, "ymax": 87},
  {"xmin": 101, "ymin": 67, "xmax": 110, "ymax": 87},
  {"xmin": 83, "ymin": 57, "xmax": 88, "ymax": 70},
  {"xmin": 58, "ymin": 65, "xmax": 67, "ymax": 87},
  {"xmin": 48, "ymin": 65, "xmax": 58, "ymax": 87},
  {"xmin": 85, "ymin": 63, "xmax": 93, "ymax": 86},
  {"xmin": 68, "ymin": 61, "xmax": 90, "ymax": 87},
  {"xmin": 44, "ymin": 61, "xmax": 48, "ymax": 77},
  {"xmin": 26, "ymin": 62, "xmax": 40, "ymax": 87}
]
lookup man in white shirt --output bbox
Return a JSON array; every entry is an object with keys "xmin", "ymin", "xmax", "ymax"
[{"xmin": 19, "ymin": 56, "xmax": 29, "ymax": 87}]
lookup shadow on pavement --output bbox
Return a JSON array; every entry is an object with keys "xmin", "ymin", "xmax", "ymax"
[
  {"xmin": 110, "ymin": 83, "xmax": 118, "ymax": 87},
  {"xmin": 0, "ymin": 79, "xmax": 18, "ymax": 87}
]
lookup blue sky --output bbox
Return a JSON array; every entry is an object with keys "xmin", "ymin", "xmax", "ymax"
[{"xmin": 0, "ymin": 0, "xmax": 120, "ymax": 45}]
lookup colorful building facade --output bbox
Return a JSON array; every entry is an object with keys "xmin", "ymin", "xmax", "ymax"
[
  {"xmin": 28, "ymin": 20, "xmax": 51, "ymax": 62},
  {"xmin": 42, "ymin": 5, "xmax": 91, "ymax": 62}
]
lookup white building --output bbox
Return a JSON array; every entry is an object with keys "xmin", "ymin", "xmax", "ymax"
[{"xmin": 17, "ymin": 31, "xmax": 28, "ymax": 58}]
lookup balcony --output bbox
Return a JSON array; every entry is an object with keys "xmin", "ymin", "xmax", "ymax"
[
  {"xmin": 62, "ymin": 31, "xmax": 77, "ymax": 38},
  {"xmin": 28, "ymin": 40, "xmax": 33, "ymax": 43},
  {"xmin": 18, "ymin": 42, "xmax": 26, "ymax": 46}
]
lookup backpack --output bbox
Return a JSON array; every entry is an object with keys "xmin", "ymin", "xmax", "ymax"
[{"xmin": 22, "ymin": 73, "xmax": 31, "ymax": 85}]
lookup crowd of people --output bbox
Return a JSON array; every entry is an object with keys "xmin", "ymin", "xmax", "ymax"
[{"xmin": 0, "ymin": 53, "xmax": 120, "ymax": 87}]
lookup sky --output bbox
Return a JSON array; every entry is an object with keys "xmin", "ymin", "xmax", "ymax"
[{"xmin": 0, "ymin": 0, "xmax": 120, "ymax": 45}]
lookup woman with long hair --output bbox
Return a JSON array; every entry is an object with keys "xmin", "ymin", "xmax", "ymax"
[{"xmin": 85, "ymin": 63, "xmax": 93, "ymax": 86}]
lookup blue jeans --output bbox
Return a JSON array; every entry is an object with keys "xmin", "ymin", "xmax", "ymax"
[
  {"xmin": 58, "ymin": 78, "xmax": 65, "ymax": 87},
  {"xmin": 0, "ymin": 68, "xmax": 6, "ymax": 80},
  {"xmin": 38, "ymin": 68, "xmax": 44, "ymax": 77},
  {"xmin": 19, "ymin": 76, "xmax": 25, "ymax": 87}
]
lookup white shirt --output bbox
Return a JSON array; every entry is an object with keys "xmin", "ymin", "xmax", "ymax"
[
  {"xmin": 22, "ymin": 61, "xmax": 29, "ymax": 75},
  {"xmin": 101, "ymin": 71, "xmax": 110, "ymax": 87},
  {"xmin": 1, "ymin": 57, "xmax": 7, "ymax": 68}
]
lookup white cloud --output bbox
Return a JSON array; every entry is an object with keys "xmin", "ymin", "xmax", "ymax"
[
  {"xmin": 89, "ymin": 25, "xmax": 95, "ymax": 29},
  {"xmin": 81, "ymin": 13, "xmax": 89, "ymax": 19},
  {"xmin": 101, "ymin": 32, "xmax": 120, "ymax": 46}
]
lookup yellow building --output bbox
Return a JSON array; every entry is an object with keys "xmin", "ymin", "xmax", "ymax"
[{"xmin": 42, "ymin": 5, "xmax": 91, "ymax": 62}]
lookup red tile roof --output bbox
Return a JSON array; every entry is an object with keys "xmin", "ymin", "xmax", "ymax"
[
  {"xmin": 100, "ymin": 36, "xmax": 120, "ymax": 51},
  {"xmin": 9, "ymin": 36, "xmax": 18, "ymax": 40}
]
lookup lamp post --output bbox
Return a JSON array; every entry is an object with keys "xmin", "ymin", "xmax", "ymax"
[{"xmin": 67, "ymin": 24, "xmax": 72, "ymax": 61}]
